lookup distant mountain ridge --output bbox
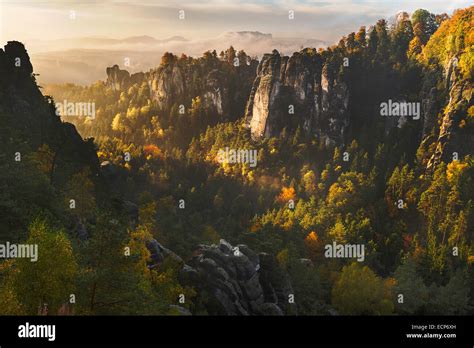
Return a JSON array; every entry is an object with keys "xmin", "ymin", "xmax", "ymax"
[
  {"xmin": 29, "ymin": 31, "xmax": 329, "ymax": 85},
  {"xmin": 32, "ymin": 35, "xmax": 189, "ymax": 50}
]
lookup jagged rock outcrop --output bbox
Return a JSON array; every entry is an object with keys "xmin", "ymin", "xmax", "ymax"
[
  {"xmin": 245, "ymin": 49, "xmax": 349, "ymax": 145},
  {"xmin": 106, "ymin": 56, "xmax": 258, "ymax": 121},
  {"xmin": 147, "ymin": 63, "xmax": 186, "ymax": 110},
  {"xmin": 180, "ymin": 239, "xmax": 268, "ymax": 315},
  {"xmin": 106, "ymin": 64, "xmax": 144, "ymax": 91},
  {"xmin": 0, "ymin": 41, "xmax": 33, "ymax": 81},
  {"xmin": 421, "ymin": 86, "xmax": 439, "ymax": 138},
  {"xmin": 146, "ymin": 239, "xmax": 183, "ymax": 266},
  {"xmin": 0, "ymin": 41, "xmax": 100, "ymax": 175},
  {"xmin": 146, "ymin": 238, "xmax": 294, "ymax": 315},
  {"xmin": 106, "ymin": 65, "xmax": 130, "ymax": 91},
  {"xmin": 258, "ymin": 252, "xmax": 294, "ymax": 313},
  {"xmin": 0, "ymin": 41, "xmax": 105, "ymax": 241},
  {"xmin": 319, "ymin": 61, "xmax": 350, "ymax": 146},
  {"xmin": 427, "ymin": 56, "xmax": 474, "ymax": 169}
]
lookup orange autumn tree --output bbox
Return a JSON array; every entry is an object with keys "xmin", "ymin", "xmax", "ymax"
[
  {"xmin": 276, "ymin": 186, "xmax": 296, "ymax": 204},
  {"xmin": 144, "ymin": 144, "xmax": 163, "ymax": 160}
]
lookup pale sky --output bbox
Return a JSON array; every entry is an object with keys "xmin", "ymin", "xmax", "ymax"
[{"xmin": 1, "ymin": 0, "xmax": 471, "ymax": 46}]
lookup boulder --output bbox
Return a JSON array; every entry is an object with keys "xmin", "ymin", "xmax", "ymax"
[
  {"xmin": 179, "ymin": 240, "xmax": 288, "ymax": 315},
  {"xmin": 148, "ymin": 239, "xmax": 291, "ymax": 315}
]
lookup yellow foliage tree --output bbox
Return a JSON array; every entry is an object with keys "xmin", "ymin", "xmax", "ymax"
[
  {"xmin": 446, "ymin": 160, "xmax": 468, "ymax": 183},
  {"xmin": 332, "ymin": 263, "xmax": 394, "ymax": 315}
]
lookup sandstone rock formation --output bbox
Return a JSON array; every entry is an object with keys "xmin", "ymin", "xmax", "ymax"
[
  {"xmin": 105, "ymin": 65, "xmax": 145, "ymax": 91},
  {"xmin": 427, "ymin": 56, "xmax": 474, "ymax": 169},
  {"xmin": 245, "ymin": 49, "xmax": 349, "ymax": 146},
  {"xmin": 106, "ymin": 56, "xmax": 258, "ymax": 122},
  {"xmin": 147, "ymin": 238, "xmax": 295, "ymax": 315}
]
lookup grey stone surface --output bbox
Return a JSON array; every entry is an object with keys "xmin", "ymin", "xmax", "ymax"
[
  {"xmin": 245, "ymin": 49, "xmax": 349, "ymax": 146},
  {"xmin": 153, "ymin": 239, "xmax": 291, "ymax": 315}
]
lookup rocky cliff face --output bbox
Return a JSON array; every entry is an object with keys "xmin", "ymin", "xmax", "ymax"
[
  {"xmin": 106, "ymin": 65, "xmax": 144, "ymax": 91},
  {"xmin": 106, "ymin": 50, "xmax": 350, "ymax": 144},
  {"xmin": 427, "ymin": 57, "xmax": 473, "ymax": 169},
  {"xmin": 148, "ymin": 238, "xmax": 296, "ymax": 315},
  {"xmin": 1, "ymin": 41, "xmax": 103, "ymax": 242},
  {"xmin": 0, "ymin": 41, "xmax": 100, "ymax": 176},
  {"xmin": 106, "ymin": 56, "xmax": 258, "ymax": 121},
  {"xmin": 245, "ymin": 49, "xmax": 349, "ymax": 145}
]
